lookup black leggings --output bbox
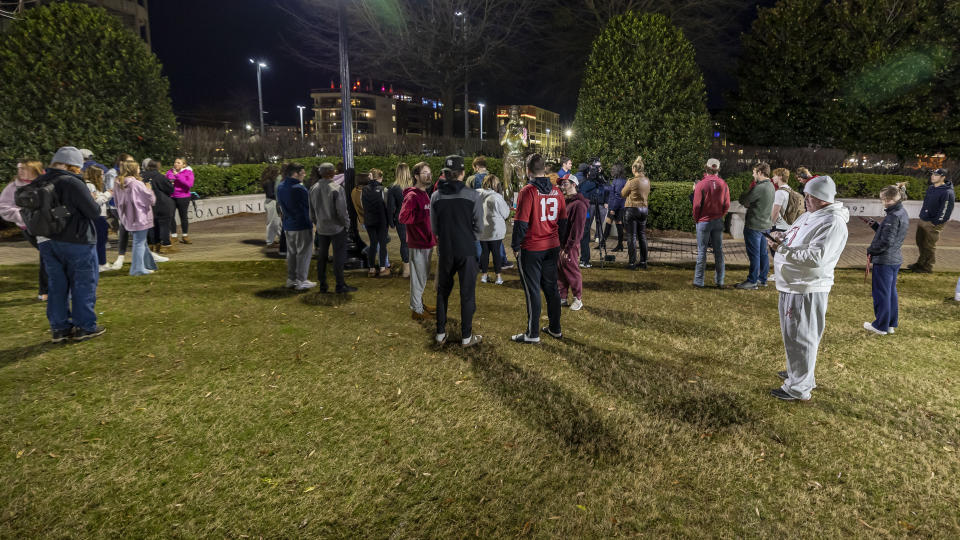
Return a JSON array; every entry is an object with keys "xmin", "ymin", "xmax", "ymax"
[
  {"xmin": 623, "ymin": 207, "xmax": 648, "ymax": 264},
  {"xmin": 396, "ymin": 223, "xmax": 409, "ymax": 263},
  {"xmin": 151, "ymin": 213, "xmax": 172, "ymax": 246},
  {"xmin": 172, "ymin": 198, "xmax": 191, "ymax": 235},
  {"xmin": 479, "ymin": 239, "xmax": 504, "ymax": 274},
  {"xmin": 366, "ymin": 223, "xmax": 388, "ymax": 269},
  {"xmin": 23, "ymin": 231, "xmax": 49, "ymax": 295}
]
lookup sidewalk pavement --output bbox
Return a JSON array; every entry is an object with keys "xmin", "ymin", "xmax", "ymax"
[{"xmin": 3, "ymin": 213, "xmax": 960, "ymax": 273}]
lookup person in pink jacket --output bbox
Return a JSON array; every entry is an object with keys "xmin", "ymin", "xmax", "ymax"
[
  {"xmin": 113, "ymin": 161, "xmax": 158, "ymax": 275},
  {"xmin": 166, "ymin": 157, "xmax": 194, "ymax": 244},
  {"xmin": 0, "ymin": 160, "xmax": 49, "ymax": 299}
]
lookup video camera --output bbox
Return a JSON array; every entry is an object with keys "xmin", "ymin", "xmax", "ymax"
[{"xmin": 586, "ymin": 158, "xmax": 607, "ymax": 185}]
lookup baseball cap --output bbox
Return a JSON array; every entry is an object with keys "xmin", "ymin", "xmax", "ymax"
[
  {"xmin": 443, "ymin": 155, "xmax": 464, "ymax": 172},
  {"xmin": 932, "ymin": 168, "xmax": 948, "ymax": 176},
  {"xmin": 706, "ymin": 158, "xmax": 720, "ymax": 169},
  {"xmin": 79, "ymin": 148, "xmax": 94, "ymax": 159}
]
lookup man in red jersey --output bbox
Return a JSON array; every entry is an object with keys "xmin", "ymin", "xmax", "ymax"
[{"xmin": 511, "ymin": 153, "xmax": 568, "ymax": 344}]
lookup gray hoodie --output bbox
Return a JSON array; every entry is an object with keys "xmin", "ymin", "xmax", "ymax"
[
  {"xmin": 477, "ymin": 188, "xmax": 510, "ymax": 241},
  {"xmin": 310, "ymin": 178, "xmax": 349, "ymax": 235}
]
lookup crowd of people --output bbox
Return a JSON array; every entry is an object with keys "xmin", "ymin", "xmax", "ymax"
[{"xmin": 2, "ymin": 145, "xmax": 956, "ymax": 401}]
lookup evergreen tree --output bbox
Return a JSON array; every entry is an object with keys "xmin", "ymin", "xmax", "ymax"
[
  {"xmin": 571, "ymin": 12, "xmax": 710, "ymax": 181},
  {"xmin": 726, "ymin": 0, "xmax": 959, "ymax": 158},
  {"xmin": 0, "ymin": 3, "xmax": 178, "ymax": 171}
]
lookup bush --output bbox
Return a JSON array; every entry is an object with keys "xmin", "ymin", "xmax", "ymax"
[
  {"xmin": 571, "ymin": 12, "xmax": 710, "ymax": 182},
  {"xmin": 648, "ymin": 182, "xmax": 696, "ymax": 232},
  {"xmin": 0, "ymin": 3, "xmax": 178, "ymax": 177},
  {"xmin": 723, "ymin": 172, "xmax": 953, "ymax": 201},
  {"xmin": 191, "ymin": 155, "xmax": 504, "ymax": 198}
]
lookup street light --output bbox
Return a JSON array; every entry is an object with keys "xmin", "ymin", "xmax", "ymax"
[
  {"xmin": 546, "ymin": 128, "xmax": 551, "ymax": 156},
  {"xmin": 249, "ymin": 58, "xmax": 267, "ymax": 140},
  {"xmin": 478, "ymin": 102, "xmax": 485, "ymax": 141},
  {"xmin": 296, "ymin": 105, "xmax": 306, "ymax": 141}
]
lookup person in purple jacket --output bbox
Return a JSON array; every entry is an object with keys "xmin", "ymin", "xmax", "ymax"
[
  {"xmin": 113, "ymin": 161, "xmax": 158, "ymax": 276},
  {"xmin": 167, "ymin": 157, "xmax": 195, "ymax": 244}
]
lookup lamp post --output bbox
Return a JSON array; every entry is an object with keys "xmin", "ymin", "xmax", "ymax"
[
  {"xmin": 564, "ymin": 128, "xmax": 572, "ymax": 156},
  {"xmin": 296, "ymin": 105, "xmax": 306, "ymax": 141},
  {"xmin": 546, "ymin": 128, "xmax": 551, "ymax": 158},
  {"xmin": 478, "ymin": 102, "xmax": 485, "ymax": 142},
  {"xmin": 248, "ymin": 58, "xmax": 267, "ymax": 140}
]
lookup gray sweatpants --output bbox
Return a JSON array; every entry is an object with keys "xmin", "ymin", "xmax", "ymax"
[
  {"xmin": 285, "ymin": 229, "xmax": 314, "ymax": 283},
  {"xmin": 778, "ymin": 291, "xmax": 829, "ymax": 400},
  {"xmin": 409, "ymin": 247, "xmax": 432, "ymax": 313}
]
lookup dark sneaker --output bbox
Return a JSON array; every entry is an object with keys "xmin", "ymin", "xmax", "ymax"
[
  {"xmin": 693, "ymin": 283, "xmax": 706, "ymax": 289},
  {"xmin": 770, "ymin": 388, "xmax": 808, "ymax": 401},
  {"xmin": 777, "ymin": 370, "xmax": 787, "ymax": 380},
  {"xmin": 335, "ymin": 285, "xmax": 358, "ymax": 293},
  {"xmin": 73, "ymin": 325, "xmax": 106, "ymax": 342},
  {"xmin": 511, "ymin": 333, "xmax": 540, "ymax": 344},
  {"xmin": 51, "ymin": 327, "xmax": 74, "ymax": 343},
  {"xmin": 910, "ymin": 266, "xmax": 932, "ymax": 273},
  {"xmin": 541, "ymin": 326, "xmax": 562, "ymax": 340},
  {"xmin": 735, "ymin": 281, "xmax": 758, "ymax": 290}
]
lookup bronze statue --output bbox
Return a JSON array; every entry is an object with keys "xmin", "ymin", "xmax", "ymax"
[{"xmin": 499, "ymin": 106, "xmax": 528, "ymax": 200}]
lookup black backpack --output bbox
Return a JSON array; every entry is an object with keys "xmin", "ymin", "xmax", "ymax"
[{"xmin": 14, "ymin": 176, "xmax": 71, "ymax": 237}]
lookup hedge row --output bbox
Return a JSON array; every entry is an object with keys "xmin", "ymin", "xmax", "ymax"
[
  {"xmin": 192, "ymin": 156, "xmax": 504, "ymax": 198},
  {"xmin": 723, "ymin": 172, "xmax": 953, "ymax": 202}
]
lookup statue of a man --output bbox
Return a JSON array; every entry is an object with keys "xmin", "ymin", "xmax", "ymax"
[{"xmin": 500, "ymin": 106, "xmax": 528, "ymax": 201}]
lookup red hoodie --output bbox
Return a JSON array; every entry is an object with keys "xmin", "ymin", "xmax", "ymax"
[
  {"xmin": 398, "ymin": 186, "xmax": 436, "ymax": 249},
  {"xmin": 692, "ymin": 173, "xmax": 730, "ymax": 223}
]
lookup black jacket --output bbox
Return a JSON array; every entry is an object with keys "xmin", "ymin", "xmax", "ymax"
[
  {"xmin": 361, "ymin": 181, "xmax": 388, "ymax": 228},
  {"xmin": 386, "ymin": 184, "xmax": 404, "ymax": 228},
  {"xmin": 867, "ymin": 201, "xmax": 909, "ymax": 266},
  {"xmin": 38, "ymin": 169, "xmax": 100, "ymax": 244},
  {"xmin": 143, "ymin": 170, "xmax": 175, "ymax": 218},
  {"xmin": 918, "ymin": 180, "xmax": 955, "ymax": 225},
  {"xmin": 429, "ymin": 178, "xmax": 482, "ymax": 259}
]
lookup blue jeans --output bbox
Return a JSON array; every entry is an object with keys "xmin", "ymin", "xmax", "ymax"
[
  {"xmin": 694, "ymin": 219, "xmax": 725, "ymax": 286},
  {"xmin": 872, "ymin": 263, "xmax": 900, "ymax": 332},
  {"xmin": 743, "ymin": 228, "xmax": 769, "ymax": 284},
  {"xmin": 38, "ymin": 240, "xmax": 99, "ymax": 332},
  {"xmin": 130, "ymin": 229, "xmax": 157, "ymax": 275}
]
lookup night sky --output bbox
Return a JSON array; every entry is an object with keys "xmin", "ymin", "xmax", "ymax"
[{"xmin": 150, "ymin": 0, "xmax": 773, "ymax": 127}]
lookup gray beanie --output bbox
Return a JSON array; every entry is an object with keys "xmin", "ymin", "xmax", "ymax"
[
  {"xmin": 51, "ymin": 146, "xmax": 84, "ymax": 168},
  {"xmin": 804, "ymin": 175, "xmax": 837, "ymax": 203}
]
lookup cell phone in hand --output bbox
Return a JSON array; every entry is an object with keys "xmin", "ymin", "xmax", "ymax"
[{"xmin": 761, "ymin": 231, "xmax": 779, "ymax": 244}]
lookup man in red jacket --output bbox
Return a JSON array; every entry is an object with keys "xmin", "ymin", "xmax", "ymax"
[
  {"xmin": 558, "ymin": 175, "xmax": 587, "ymax": 310},
  {"xmin": 692, "ymin": 158, "xmax": 730, "ymax": 288},
  {"xmin": 398, "ymin": 161, "xmax": 437, "ymax": 320}
]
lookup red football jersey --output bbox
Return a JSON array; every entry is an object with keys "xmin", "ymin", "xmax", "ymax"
[{"xmin": 515, "ymin": 182, "xmax": 567, "ymax": 251}]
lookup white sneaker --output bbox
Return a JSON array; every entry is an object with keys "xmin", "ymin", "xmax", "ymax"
[
  {"xmin": 285, "ymin": 279, "xmax": 297, "ymax": 288},
  {"xmin": 560, "ymin": 298, "xmax": 569, "ymax": 307},
  {"xmin": 863, "ymin": 322, "xmax": 887, "ymax": 335},
  {"xmin": 480, "ymin": 274, "xmax": 488, "ymax": 283},
  {"xmin": 435, "ymin": 333, "xmax": 447, "ymax": 345},
  {"xmin": 887, "ymin": 327, "xmax": 895, "ymax": 334},
  {"xmin": 296, "ymin": 280, "xmax": 317, "ymax": 290},
  {"xmin": 495, "ymin": 277, "xmax": 504, "ymax": 285},
  {"xmin": 153, "ymin": 253, "xmax": 169, "ymax": 262},
  {"xmin": 110, "ymin": 255, "xmax": 124, "ymax": 269},
  {"xmin": 462, "ymin": 334, "xmax": 482, "ymax": 347},
  {"xmin": 570, "ymin": 298, "xmax": 583, "ymax": 311},
  {"xmin": 99, "ymin": 264, "xmax": 114, "ymax": 272}
]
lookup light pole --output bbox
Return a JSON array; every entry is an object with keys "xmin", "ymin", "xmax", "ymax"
[
  {"xmin": 296, "ymin": 105, "xmax": 306, "ymax": 141},
  {"xmin": 478, "ymin": 102, "xmax": 485, "ymax": 142},
  {"xmin": 564, "ymin": 128, "xmax": 572, "ymax": 156},
  {"xmin": 249, "ymin": 58, "xmax": 267, "ymax": 140},
  {"xmin": 546, "ymin": 128, "xmax": 551, "ymax": 158}
]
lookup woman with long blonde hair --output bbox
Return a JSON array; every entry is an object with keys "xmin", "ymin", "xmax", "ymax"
[
  {"xmin": 113, "ymin": 160, "xmax": 158, "ymax": 275},
  {"xmin": 388, "ymin": 162, "xmax": 414, "ymax": 277},
  {"xmin": 620, "ymin": 155, "xmax": 651, "ymax": 269}
]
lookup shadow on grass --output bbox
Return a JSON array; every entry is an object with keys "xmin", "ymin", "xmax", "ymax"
[
  {"xmin": 253, "ymin": 287, "xmax": 301, "ymax": 299},
  {"xmin": 240, "ymin": 239, "xmax": 267, "ymax": 246},
  {"xmin": 584, "ymin": 305, "xmax": 717, "ymax": 338},
  {"xmin": 0, "ymin": 341, "xmax": 58, "ymax": 367},
  {"xmin": 544, "ymin": 338, "xmax": 754, "ymax": 430},
  {"xmin": 421, "ymin": 315, "xmax": 622, "ymax": 459},
  {"xmin": 0, "ymin": 279, "xmax": 35, "ymax": 294},
  {"xmin": 462, "ymin": 343, "xmax": 623, "ymax": 459},
  {"xmin": 584, "ymin": 279, "xmax": 662, "ymax": 293},
  {"xmin": 0, "ymin": 297, "xmax": 43, "ymax": 308},
  {"xmin": 300, "ymin": 292, "xmax": 352, "ymax": 306}
]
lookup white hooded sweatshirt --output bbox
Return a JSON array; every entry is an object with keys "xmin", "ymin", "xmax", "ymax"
[{"xmin": 774, "ymin": 202, "xmax": 849, "ymax": 294}]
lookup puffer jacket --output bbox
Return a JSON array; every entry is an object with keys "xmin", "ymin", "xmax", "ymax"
[
  {"xmin": 867, "ymin": 201, "xmax": 909, "ymax": 266},
  {"xmin": 774, "ymin": 201, "xmax": 850, "ymax": 294},
  {"xmin": 167, "ymin": 166, "xmax": 195, "ymax": 199},
  {"xmin": 477, "ymin": 188, "xmax": 510, "ymax": 241}
]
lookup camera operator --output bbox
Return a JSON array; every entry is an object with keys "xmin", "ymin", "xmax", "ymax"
[{"xmin": 577, "ymin": 158, "xmax": 608, "ymax": 267}]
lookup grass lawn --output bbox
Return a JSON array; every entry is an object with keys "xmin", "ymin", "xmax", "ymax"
[{"xmin": 1, "ymin": 260, "xmax": 959, "ymax": 537}]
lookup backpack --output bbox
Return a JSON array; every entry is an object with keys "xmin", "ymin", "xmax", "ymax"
[
  {"xmin": 783, "ymin": 188, "xmax": 805, "ymax": 224},
  {"xmin": 14, "ymin": 176, "xmax": 71, "ymax": 236}
]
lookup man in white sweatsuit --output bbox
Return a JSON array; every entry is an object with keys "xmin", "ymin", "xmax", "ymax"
[{"xmin": 767, "ymin": 176, "xmax": 849, "ymax": 401}]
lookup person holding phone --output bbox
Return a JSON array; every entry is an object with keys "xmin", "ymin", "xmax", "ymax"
[{"xmin": 863, "ymin": 183, "xmax": 909, "ymax": 335}]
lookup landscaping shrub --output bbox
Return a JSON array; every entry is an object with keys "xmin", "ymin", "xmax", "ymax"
[
  {"xmin": 648, "ymin": 182, "xmax": 696, "ymax": 232},
  {"xmin": 723, "ymin": 172, "xmax": 952, "ymax": 201}
]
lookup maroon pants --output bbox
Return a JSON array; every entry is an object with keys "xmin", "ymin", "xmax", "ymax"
[{"xmin": 558, "ymin": 246, "xmax": 582, "ymax": 300}]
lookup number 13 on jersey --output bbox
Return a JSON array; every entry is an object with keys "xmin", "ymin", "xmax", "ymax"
[{"xmin": 539, "ymin": 197, "xmax": 559, "ymax": 221}]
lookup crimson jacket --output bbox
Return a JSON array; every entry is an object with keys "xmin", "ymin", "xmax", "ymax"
[
  {"xmin": 562, "ymin": 193, "xmax": 589, "ymax": 252},
  {"xmin": 398, "ymin": 186, "xmax": 435, "ymax": 249},
  {"xmin": 692, "ymin": 173, "xmax": 730, "ymax": 223}
]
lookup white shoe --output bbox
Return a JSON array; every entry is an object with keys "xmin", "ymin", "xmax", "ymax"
[
  {"xmin": 495, "ymin": 277, "xmax": 504, "ymax": 285},
  {"xmin": 570, "ymin": 298, "xmax": 583, "ymax": 311},
  {"xmin": 480, "ymin": 274, "xmax": 488, "ymax": 283},
  {"xmin": 152, "ymin": 253, "xmax": 169, "ymax": 262},
  {"xmin": 560, "ymin": 298, "xmax": 569, "ymax": 307},
  {"xmin": 435, "ymin": 333, "xmax": 447, "ymax": 345},
  {"xmin": 285, "ymin": 279, "xmax": 297, "ymax": 288},
  {"xmin": 462, "ymin": 334, "xmax": 482, "ymax": 347},
  {"xmin": 296, "ymin": 280, "xmax": 317, "ymax": 290},
  {"xmin": 99, "ymin": 264, "xmax": 114, "ymax": 272},
  {"xmin": 863, "ymin": 322, "xmax": 887, "ymax": 335},
  {"xmin": 110, "ymin": 255, "xmax": 124, "ymax": 269},
  {"xmin": 887, "ymin": 327, "xmax": 895, "ymax": 334}
]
